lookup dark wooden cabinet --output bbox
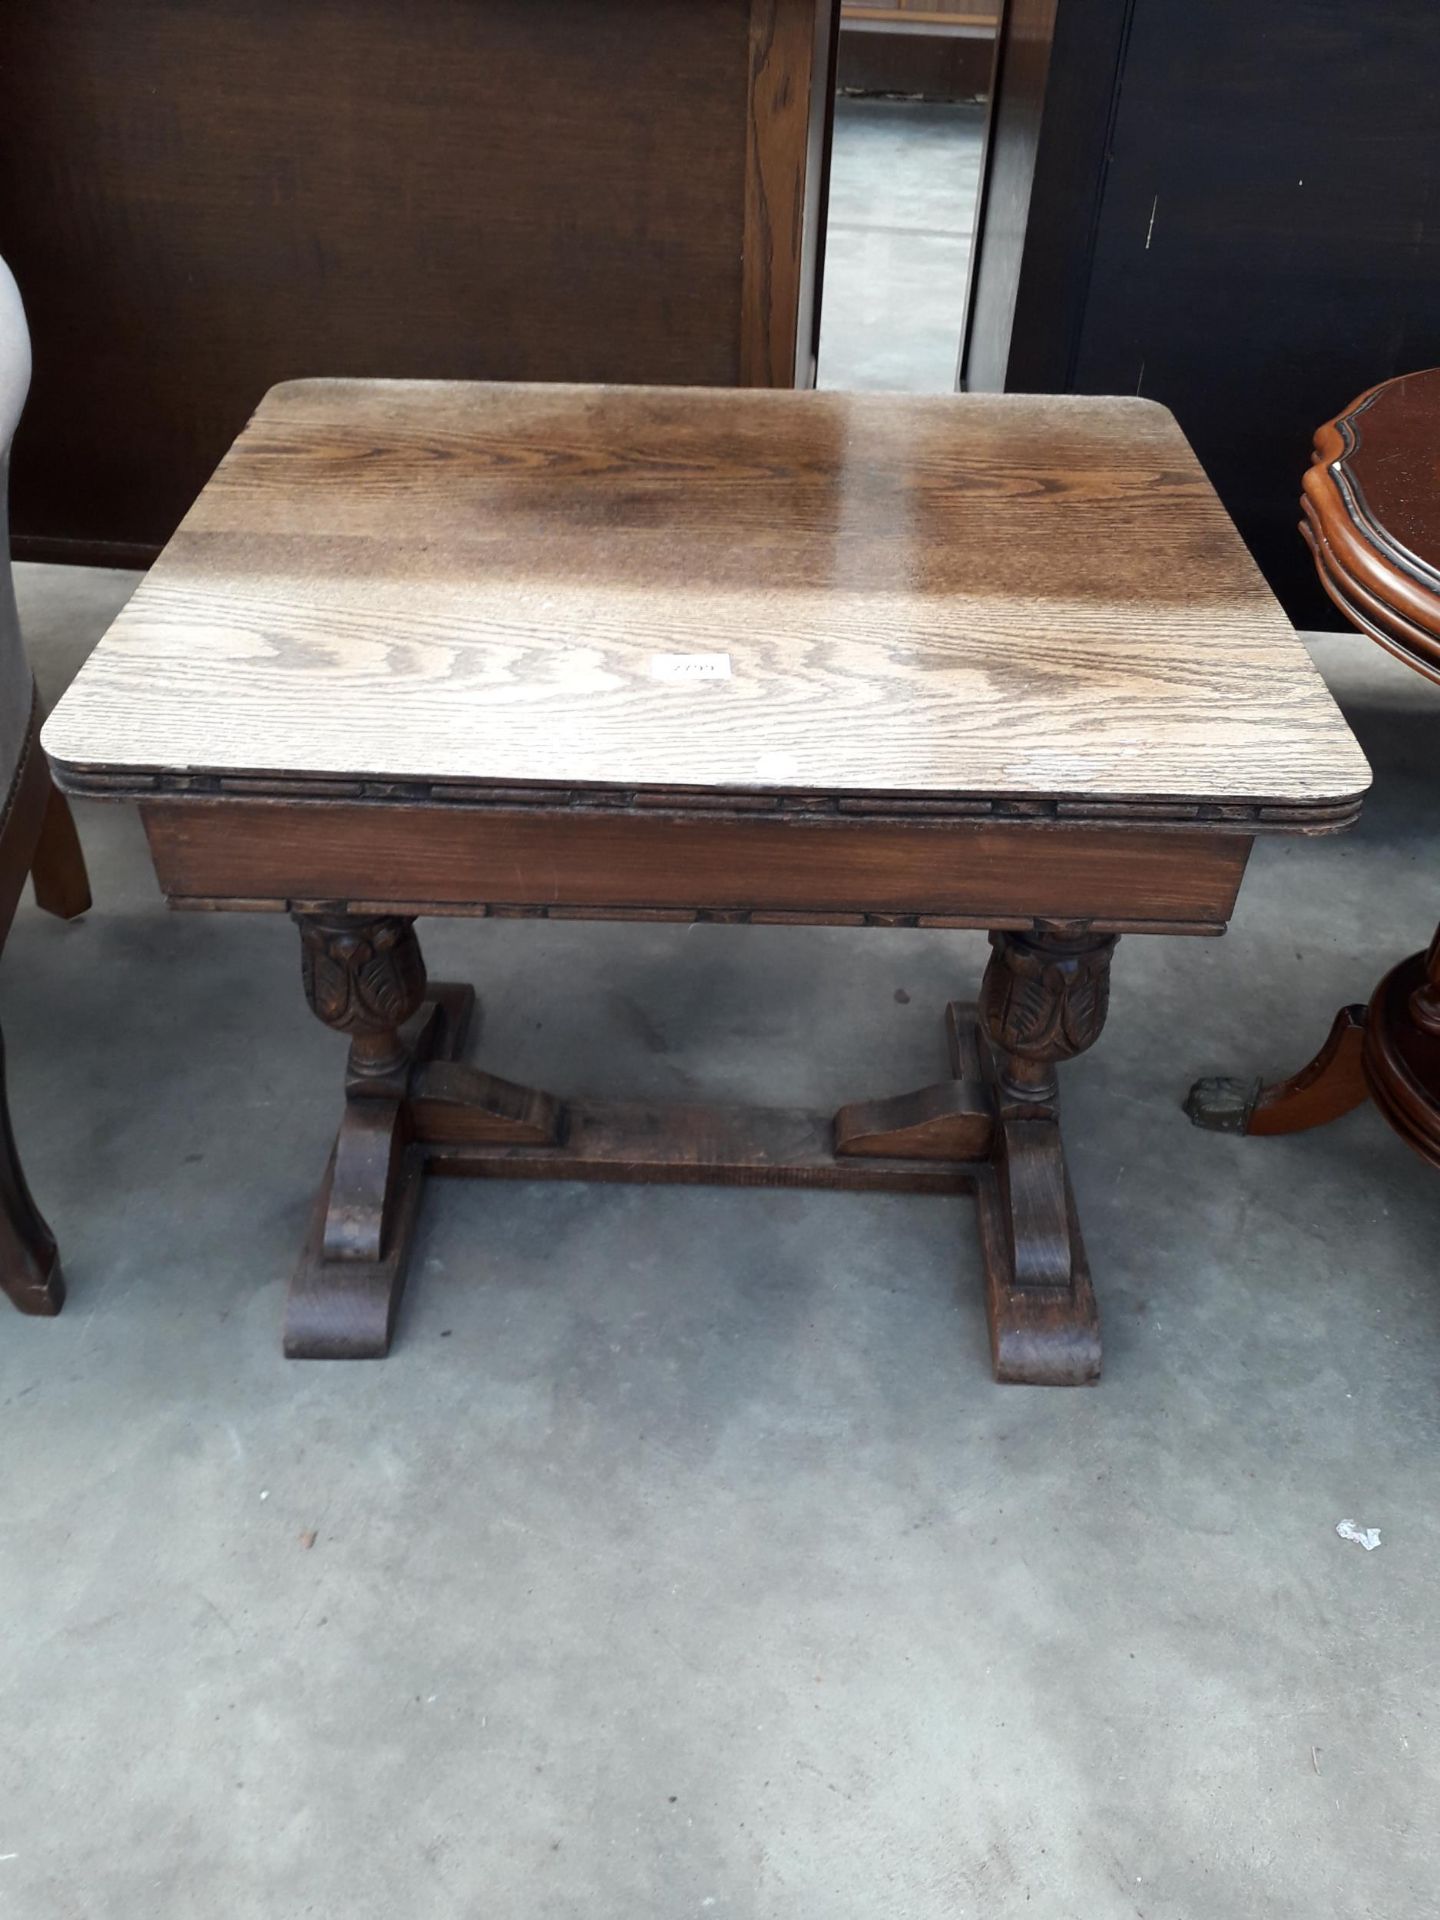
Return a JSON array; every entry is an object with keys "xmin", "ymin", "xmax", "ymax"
[
  {"xmin": 962, "ymin": 0, "xmax": 1440, "ymax": 625},
  {"xmin": 0, "ymin": 0, "xmax": 838, "ymax": 563}
]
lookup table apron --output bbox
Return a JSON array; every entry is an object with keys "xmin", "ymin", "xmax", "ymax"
[{"xmin": 139, "ymin": 801, "xmax": 1251, "ymax": 932}]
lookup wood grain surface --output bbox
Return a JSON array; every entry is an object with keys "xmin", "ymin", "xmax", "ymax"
[{"xmin": 44, "ymin": 381, "xmax": 1368, "ymax": 815}]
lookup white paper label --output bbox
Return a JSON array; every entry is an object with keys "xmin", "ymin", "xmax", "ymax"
[
  {"xmin": 753, "ymin": 752, "xmax": 800, "ymax": 781},
  {"xmin": 648, "ymin": 652, "xmax": 732, "ymax": 682}
]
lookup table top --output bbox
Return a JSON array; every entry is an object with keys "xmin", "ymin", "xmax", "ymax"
[
  {"xmin": 1302, "ymin": 368, "xmax": 1440, "ymax": 685},
  {"xmin": 44, "ymin": 380, "xmax": 1369, "ymax": 825},
  {"xmin": 1324, "ymin": 367, "xmax": 1440, "ymax": 589}
]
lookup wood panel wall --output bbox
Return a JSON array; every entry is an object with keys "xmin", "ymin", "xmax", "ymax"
[{"xmin": 0, "ymin": 0, "xmax": 837, "ymax": 563}]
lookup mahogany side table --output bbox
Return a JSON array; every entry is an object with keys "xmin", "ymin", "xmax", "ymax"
[
  {"xmin": 1188, "ymin": 368, "xmax": 1440, "ymax": 1161},
  {"xmin": 42, "ymin": 382, "xmax": 1369, "ymax": 1381}
]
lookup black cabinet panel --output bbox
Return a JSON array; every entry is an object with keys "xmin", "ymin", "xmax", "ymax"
[{"xmin": 964, "ymin": 0, "xmax": 1440, "ymax": 626}]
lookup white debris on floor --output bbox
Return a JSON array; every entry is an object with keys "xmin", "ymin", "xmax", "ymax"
[{"xmin": 1336, "ymin": 1519, "xmax": 1383, "ymax": 1551}]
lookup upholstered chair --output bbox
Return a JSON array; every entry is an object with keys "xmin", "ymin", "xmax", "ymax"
[{"xmin": 0, "ymin": 254, "xmax": 90, "ymax": 1315}]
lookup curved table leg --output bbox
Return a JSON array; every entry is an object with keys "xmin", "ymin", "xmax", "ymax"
[
  {"xmin": 0, "ymin": 1020, "xmax": 65, "ymax": 1315},
  {"xmin": 1186, "ymin": 1005, "xmax": 1369, "ymax": 1136}
]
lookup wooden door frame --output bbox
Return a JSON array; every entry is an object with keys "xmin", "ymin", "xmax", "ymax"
[
  {"xmin": 742, "ymin": 0, "xmax": 843, "ymax": 387},
  {"xmin": 959, "ymin": 0, "xmax": 1137, "ymax": 393}
]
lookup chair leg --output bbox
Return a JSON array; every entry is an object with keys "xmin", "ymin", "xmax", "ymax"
[
  {"xmin": 0, "ymin": 1018, "xmax": 64, "ymax": 1315},
  {"xmin": 29, "ymin": 773, "xmax": 90, "ymax": 921}
]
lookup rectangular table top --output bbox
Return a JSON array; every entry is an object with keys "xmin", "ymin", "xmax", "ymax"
[{"xmin": 44, "ymin": 381, "xmax": 1370, "ymax": 825}]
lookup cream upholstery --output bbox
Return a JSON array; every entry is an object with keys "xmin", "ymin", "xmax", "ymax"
[{"xmin": 0, "ymin": 256, "xmax": 35, "ymax": 808}]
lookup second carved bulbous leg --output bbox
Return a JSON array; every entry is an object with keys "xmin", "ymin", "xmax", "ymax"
[{"xmin": 975, "ymin": 928, "xmax": 1119, "ymax": 1384}]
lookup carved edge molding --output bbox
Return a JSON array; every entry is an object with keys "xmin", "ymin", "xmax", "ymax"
[
  {"xmin": 51, "ymin": 765, "xmax": 1364, "ymax": 833},
  {"xmin": 174, "ymin": 898, "xmax": 1229, "ymax": 937}
]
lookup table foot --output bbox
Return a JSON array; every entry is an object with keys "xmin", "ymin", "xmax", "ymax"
[
  {"xmin": 1185, "ymin": 1004, "xmax": 1369, "ymax": 1135},
  {"xmin": 975, "ymin": 1144, "xmax": 1100, "ymax": 1386},
  {"xmin": 286, "ymin": 1137, "xmax": 427, "ymax": 1359}
]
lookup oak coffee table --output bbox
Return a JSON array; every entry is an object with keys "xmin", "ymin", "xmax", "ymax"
[{"xmin": 43, "ymin": 382, "xmax": 1370, "ymax": 1382}]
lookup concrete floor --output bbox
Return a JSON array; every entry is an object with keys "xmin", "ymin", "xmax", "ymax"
[
  {"xmin": 818, "ymin": 98, "xmax": 984, "ymax": 392},
  {"xmin": 5, "ymin": 563, "xmax": 1440, "ymax": 1917}
]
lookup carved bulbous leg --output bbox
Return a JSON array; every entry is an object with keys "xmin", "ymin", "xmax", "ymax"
[
  {"xmin": 979, "ymin": 928, "xmax": 1118, "ymax": 1104},
  {"xmin": 975, "ymin": 928, "xmax": 1119, "ymax": 1385},
  {"xmin": 294, "ymin": 911, "xmax": 427, "ymax": 1081}
]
